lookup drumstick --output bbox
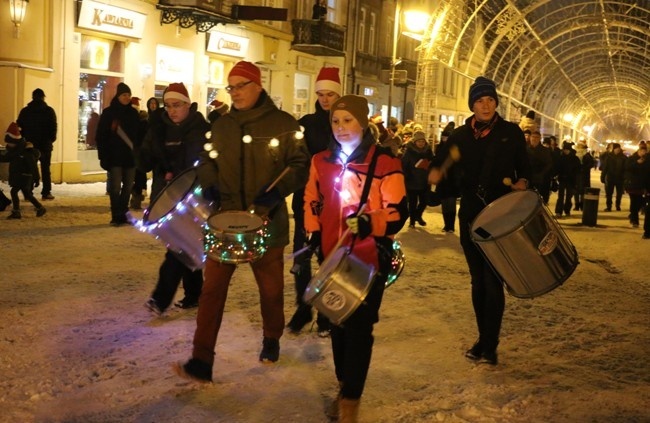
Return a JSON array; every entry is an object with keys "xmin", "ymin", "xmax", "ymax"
[
  {"xmin": 246, "ymin": 167, "xmax": 292, "ymax": 214},
  {"xmin": 331, "ymin": 203, "xmax": 367, "ymax": 254},
  {"xmin": 265, "ymin": 167, "xmax": 291, "ymax": 192},
  {"xmin": 440, "ymin": 145, "xmax": 461, "ymax": 173}
]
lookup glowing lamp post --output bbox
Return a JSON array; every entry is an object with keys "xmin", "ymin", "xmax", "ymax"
[{"xmin": 387, "ymin": 2, "xmax": 429, "ymax": 123}]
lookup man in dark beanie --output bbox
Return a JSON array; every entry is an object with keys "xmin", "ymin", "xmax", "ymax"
[
  {"xmin": 429, "ymin": 75, "xmax": 531, "ymax": 366},
  {"xmin": 96, "ymin": 82, "xmax": 140, "ymax": 226},
  {"xmin": 17, "ymin": 88, "xmax": 58, "ymax": 200}
]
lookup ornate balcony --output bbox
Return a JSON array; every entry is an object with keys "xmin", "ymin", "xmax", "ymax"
[{"xmin": 291, "ymin": 19, "xmax": 345, "ymax": 57}]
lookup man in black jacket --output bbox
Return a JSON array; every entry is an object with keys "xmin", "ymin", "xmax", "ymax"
[
  {"xmin": 287, "ymin": 67, "xmax": 341, "ymax": 336},
  {"xmin": 17, "ymin": 88, "xmax": 57, "ymax": 200},
  {"xmin": 429, "ymin": 77, "xmax": 531, "ymax": 365}
]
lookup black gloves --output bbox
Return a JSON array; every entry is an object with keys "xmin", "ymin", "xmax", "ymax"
[
  {"xmin": 308, "ymin": 231, "xmax": 321, "ymax": 251},
  {"xmin": 345, "ymin": 213, "xmax": 372, "ymax": 239},
  {"xmin": 201, "ymin": 185, "xmax": 220, "ymax": 203},
  {"xmin": 253, "ymin": 185, "xmax": 282, "ymax": 209}
]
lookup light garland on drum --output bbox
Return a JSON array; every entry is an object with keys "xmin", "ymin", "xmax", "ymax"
[{"xmin": 203, "ymin": 222, "xmax": 269, "ymax": 263}]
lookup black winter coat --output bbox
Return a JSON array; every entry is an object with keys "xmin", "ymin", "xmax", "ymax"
[
  {"xmin": 557, "ymin": 150, "xmax": 581, "ymax": 187},
  {"xmin": 624, "ymin": 152, "xmax": 650, "ymax": 195},
  {"xmin": 16, "ymin": 99, "xmax": 57, "ymax": 151},
  {"xmin": 445, "ymin": 114, "xmax": 531, "ymax": 204},
  {"xmin": 138, "ymin": 103, "xmax": 209, "ymax": 198},
  {"xmin": 602, "ymin": 152, "xmax": 627, "ymax": 184},
  {"xmin": 298, "ymin": 101, "xmax": 332, "ymax": 156},
  {"xmin": 5, "ymin": 139, "xmax": 41, "ymax": 188},
  {"xmin": 96, "ymin": 96, "xmax": 141, "ymax": 169},
  {"xmin": 401, "ymin": 141, "xmax": 434, "ymax": 191}
]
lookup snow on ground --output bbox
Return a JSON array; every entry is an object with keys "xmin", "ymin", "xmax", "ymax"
[{"xmin": 0, "ymin": 178, "xmax": 648, "ymax": 422}]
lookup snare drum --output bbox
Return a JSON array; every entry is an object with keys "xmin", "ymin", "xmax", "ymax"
[
  {"xmin": 470, "ymin": 190, "xmax": 578, "ymax": 298},
  {"xmin": 139, "ymin": 168, "xmax": 213, "ymax": 271},
  {"xmin": 204, "ymin": 211, "xmax": 268, "ymax": 264},
  {"xmin": 385, "ymin": 240, "xmax": 405, "ymax": 288},
  {"xmin": 303, "ymin": 247, "xmax": 377, "ymax": 326}
]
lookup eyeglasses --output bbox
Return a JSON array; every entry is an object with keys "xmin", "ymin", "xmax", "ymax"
[{"xmin": 225, "ymin": 80, "xmax": 253, "ymax": 93}]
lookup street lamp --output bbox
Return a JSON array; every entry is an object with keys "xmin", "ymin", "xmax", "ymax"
[
  {"xmin": 387, "ymin": 2, "xmax": 429, "ymax": 124},
  {"xmin": 9, "ymin": 0, "xmax": 28, "ymax": 38}
]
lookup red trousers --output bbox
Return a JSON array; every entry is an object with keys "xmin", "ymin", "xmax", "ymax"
[{"xmin": 192, "ymin": 246, "xmax": 285, "ymax": 365}]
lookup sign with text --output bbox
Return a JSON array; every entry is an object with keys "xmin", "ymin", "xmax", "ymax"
[
  {"xmin": 78, "ymin": 0, "xmax": 147, "ymax": 39},
  {"xmin": 207, "ymin": 31, "xmax": 250, "ymax": 58}
]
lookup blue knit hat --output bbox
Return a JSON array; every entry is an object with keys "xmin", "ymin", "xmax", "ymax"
[{"xmin": 468, "ymin": 76, "xmax": 498, "ymax": 110}]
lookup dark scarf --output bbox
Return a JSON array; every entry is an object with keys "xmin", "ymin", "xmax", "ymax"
[{"xmin": 471, "ymin": 112, "xmax": 500, "ymax": 140}]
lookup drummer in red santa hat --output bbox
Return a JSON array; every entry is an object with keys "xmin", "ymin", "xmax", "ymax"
[
  {"xmin": 207, "ymin": 99, "xmax": 229, "ymax": 124},
  {"xmin": 287, "ymin": 66, "xmax": 343, "ymax": 336}
]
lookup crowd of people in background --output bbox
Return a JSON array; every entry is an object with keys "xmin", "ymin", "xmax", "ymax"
[{"xmin": 2, "ymin": 72, "xmax": 650, "ymax": 422}]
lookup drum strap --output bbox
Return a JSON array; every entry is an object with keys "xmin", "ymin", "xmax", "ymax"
[
  {"xmin": 348, "ymin": 146, "xmax": 379, "ymax": 251},
  {"xmin": 358, "ymin": 146, "xmax": 380, "ymax": 212}
]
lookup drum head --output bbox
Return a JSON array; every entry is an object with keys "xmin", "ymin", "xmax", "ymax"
[
  {"xmin": 471, "ymin": 190, "xmax": 540, "ymax": 241},
  {"xmin": 144, "ymin": 169, "xmax": 197, "ymax": 223},
  {"xmin": 207, "ymin": 211, "xmax": 264, "ymax": 232}
]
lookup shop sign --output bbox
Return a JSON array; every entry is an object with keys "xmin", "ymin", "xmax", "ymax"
[
  {"xmin": 207, "ymin": 31, "xmax": 249, "ymax": 58},
  {"xmin": 78, "ymin": 0, "xmax": 147, "ymax": 39},
  {"xmin": 156, "ymin": 45, "xmax": 195, "ymax": 83}
]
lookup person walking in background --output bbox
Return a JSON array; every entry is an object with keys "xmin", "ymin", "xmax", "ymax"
[
  {"xmin": 207, "ymin": 100, "xmax": 229, "ymax": 124},
  {"xmin": 138, "ymin": 82, "xmax": 209, "ymax": 315},
  {"xmin": 96, "ymin": 82, "xmax": 140, "ymax": 226},
  {"xmin": 0, "ymin": 188, "xmax": 11, "ymax": 211},
  {"xmin": 174, "ymin": 61, "xmax": 310, "ymax": 383},
  {"xmin": 287, "ymin": 66, "xmax": 341, "ymax": 336},
  {"xmin": 554, "ymin": 141, "xmax": 580, "ymax": 217},
  {"xmin": 573, "ymin": 140, "xmax": 594, "ymax": 211},
  {"xmin": 304, "ymin": 95, "xmax": 407, "ymax": 421},
  {"xmin": 428, "ymin": 76, "xmax": 531, "ymax": 366},
  {"xmin": 433, "ymin": 124, "xmax": 461, "ymax": 233},
  {"xmin": 518, "ymin": 110, "xmax": 538, "ymax": 135},
  {"xmin": 624, "ymin": 142, "xmax": 649, "ymax": 228},
  {"xmin": 602, "ymin": 142, "xmax": 626, "ymax": 211},
  {"xmin": 401, "ymin": 130, "xmax": 433, "ymax": 228},
  {"xmin": 130, "ymin": 97, "xmax": 148, "ymax": 210},
  {"xmin": 526, "ymin": 130, "xmax": 553, "ymax": 203},
  {"xmin": 3, "ymin": 122, "xmax": 46, "ymax": 219},
  {"xmin": 17, "ymin": 88, "xmax": 57, "ymax": 200}
]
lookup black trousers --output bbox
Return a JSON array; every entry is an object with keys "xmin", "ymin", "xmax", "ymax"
[
  {"xmin": 406, "ymin": 188, "xmax": 428, "ymax": 223},
  {"xmin": 605, "ymin": 180, "xmax": 624, "ymax": 209},
  {"xmin": 331, "ymin": 266, "xmax": 387, "ymax": 400},
  {"xmin": 291, "ymin": 203, "xmax": 312, "ymax": 305},
  {"xmin": 10, "ymin": 178, "xmax": 43, "ymax": 211},
  {"xmin": 151, "ymin": 250, "xmax": 203, "ymax": 311},
  {"xmin": 459, "ymin": 196, "xmax": 505, "ymax": 354},
  {"xmin": 38, "ymin": 148, "xmax": 52, "ymax": 196}
]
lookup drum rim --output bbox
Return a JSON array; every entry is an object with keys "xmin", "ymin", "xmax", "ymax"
[
  {"xmin": 206, "ymin": 210, "xmax": 265, "ymax": 233},
  {"xmin": 143, "ymin": 168, "xmax": 198, "ymax": 224},
  {"xmin": 470, "ymin": 190, "xmax": 542, "ymax": 242}
]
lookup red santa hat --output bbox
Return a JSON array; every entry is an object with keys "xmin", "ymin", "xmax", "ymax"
[
  {"xmin": 315, "ymin": 67, "xmax": 341, "ymax": 95},
  {"xmin": 210, "ymin": 100, "xmax": 228, "ymax": 113},
  {"xmin": 228, "ymin": 61, "xmax": 262, "ymax": 86},
  {"xmin": 5, "ymin": 122, "xmax": 22, "ymax": 140},
  {"xmin": 163, "ymin": 82, "xmax": 191, "ymax": 104}
]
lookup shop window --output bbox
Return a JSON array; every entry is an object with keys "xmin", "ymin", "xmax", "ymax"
[{"xmin": 80, "ymin": 36, "xmax": 124, "ymax": 73}]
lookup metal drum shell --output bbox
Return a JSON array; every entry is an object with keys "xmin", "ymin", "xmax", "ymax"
[
  {"xmin": 303, "ymin": 247, "xmax": 377, "ymax": 326},
  {"xmin": 204, "ymin": 211, "xmax": 268, "ymax": 264},
  {"xmin": 140, "ymin": 168, "xmax": 213, "ymax": 271},
  {"xmin": 470, "ymin": 190, "xmax": 578, "ymax": 299}
]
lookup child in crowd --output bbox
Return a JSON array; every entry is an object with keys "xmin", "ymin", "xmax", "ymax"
[{"xmin": 4, "ymin": 122, "xmax": 46, "ymax": 219}]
